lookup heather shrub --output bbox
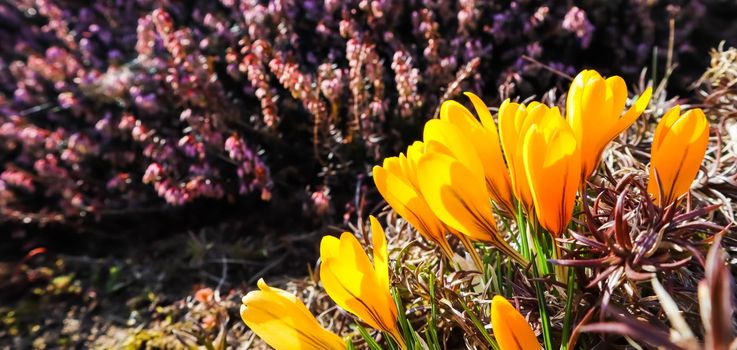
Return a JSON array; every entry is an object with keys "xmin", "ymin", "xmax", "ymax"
[{"xmin": 0, "ymin": 0, "xmax": 732, "ymax": 228}]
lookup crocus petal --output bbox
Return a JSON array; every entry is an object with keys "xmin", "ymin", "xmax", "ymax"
[
  {"xmin": 416, "ymin": 152, "xmax": 525, "ymax": 263},
  {"xmin": 423, "ymin": 118, "xmax": 484, "ymax": 177},
  {"xmin": 403, "ymin": 141, "xmax": 425, "ymax": 190},
  {"xmin": 651, "ymin": 104, "xmax": 681, "ymax": 151},
  {"xmin": 612, "ymin": 86, "xmax": 653, "ymax": 138},
  {"xmin": 241, "ymin": 278, "xmax": 346, "ymax": 350},
  {"xmin": 369, "ymin": 215, "xmax": 390, "ymax": 293},
  {"xmin": 491, "ymin": 295, "xmax": 540, "ymax": 350},
  {"xmin": 320, "ymin": 235, "xmax": 341, "ymax": 261},
  {"xmin": 462, "ymin": 92, "xmax": 515, "ymax": 213},
  {"xmin": 606, "ymin": 75, "xmax": 628, "ymax": 117},
  {"xmin": 320, "ymin": 259, "xmax": 384, "ymax": 330},
  {"xmin": 498, "ymin": 99, "xmax": 535, "ymax": 212},
  {"xmin": 373, "ymin": 164, "xmax": 453, "ymax": 256}
]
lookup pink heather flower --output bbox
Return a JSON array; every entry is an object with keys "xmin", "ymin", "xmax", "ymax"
[
  {"xmin": 1, "ymin": 169, "xmax": 35, "ymax": 193},
  {"xmin": 310, "ymin": 187, "xmax": 331, "ymax": 216},
  {"xmin": 562, "ymin": 7, "xmax": 594, "ymax": 48},
  {"xmin": 143, "ymin": 163, "xmax": 163, "ymax": 184}
]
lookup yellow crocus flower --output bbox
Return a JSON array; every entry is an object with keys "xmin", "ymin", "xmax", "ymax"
[
  {"xmin": 373, "ymin": 152, "xmax": 454, "ymax": 257},
  {"xmin": 380, "ymin": 140, "xmax": 488, "ymax": 268},
  {"xmin": 240, "ymin": 278, "xmax": 346, "ymax": 350},
  {"xmin": 522, "ymin": 106, "xmax": 582, "ymax": 236},
  {"xmin": 566, "ymin": 69, "xmax": 653, "ymax": 180},
  {"xmin": 647, "ymin": 106, "xmax": 709, "ymax": 207},
  {"xmin": 498, "ymin": 99, "xmax": 543, "ymax": 213},
  {"xmin": 416, "ymin": 151, "xmax": 526, "ymax": 264},
  {"xmin": 491, "ymin": 295, "xmax": 541, "ymax": 350},
  {"xmin": 432, "ymin": 94, "xmax": 515, "ymax": 214},
  {"xmin": 319, "ymin": 216, "xmax": 405, "ymax": 346}
]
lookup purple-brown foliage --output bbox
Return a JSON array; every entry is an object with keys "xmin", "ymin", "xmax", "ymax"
[{"xmin": 0, "ymin": 0, "xmax": 729, "ymax": 227}]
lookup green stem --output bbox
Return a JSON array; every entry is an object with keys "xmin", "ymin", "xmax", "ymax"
[
  {"xmin": 561, "ymin": 195, "xmax": 585, "ymax": 350},
  {"xmin": 427, "ymin": 273, "xmax": 442, "ymax": 350},
  {"xmin": 356, "ymin": 323, "xmax": 383, "ymax": 350},
  {"xmin": 553, "ymin": 242, "xmax": 566, "ymax": 285},
  {"xmin": 515, "ymin": 202, "xmax": 531, "ymax": 261},
  {"xmin": 530, "ymin": 259, "xmax": 554, "ymax": 350},
  {"xmin": 494, "ymin": 251, "xmax": 505, "ymax": 296},
  {"xmin": 391, "ymin": 288, "xmax": 413, "ymax": 349},
  {"xmin": 560, "ymin": 266, "xmax": 576, "ymax": 350},
  {"xmin": 516, "ymin": 203, "xmax": 554, "ymax": 350},
  {"xmin": 530, "ymin": 220, "xmax": 552, "ymax": 277}
]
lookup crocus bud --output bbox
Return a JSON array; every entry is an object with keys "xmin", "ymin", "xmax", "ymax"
[
  {"xmin": 647, "ymin": 106, "xmax": 709, "ymax": 207},
  {"xmin": 491, "ymin": 295, "xmax": 541, "ymax": 350}
]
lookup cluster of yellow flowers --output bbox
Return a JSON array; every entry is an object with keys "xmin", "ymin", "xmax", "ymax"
[
  {"xmin": 240, "ymin": 216, "xmax": 538, "ymax": 350},
  {"xmin": 238, "ymin": 69, "xmax": 710, "ymax": 350},
  {"xmin": 375, "ymin": 70, "xmax": 658, "ymax": 265}
]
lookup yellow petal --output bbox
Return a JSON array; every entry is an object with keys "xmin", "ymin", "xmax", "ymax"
[
  {"xmin": 439, "ymin": 99, "xmax": 476, "ymax": 124},
  {"xmin": 651, "ymin": 104, "xmax": 681, "ymax": 152},
  {"xmin": 606, "ymin": 76, "xmax": 628, "ymax": 117},
  {"xmin": 565, "ymin": 70, "xmax": 588, "ymax": 130},
  {"xmin": 241, "ymin": 278, "xmax": 346, "ymax": 350},
  {"xmin": 416, "ymin": 152, "xmax": 525, "ymax": 263},
  {"xmin": 498, "ymin": 100, "xmax": 535, "ymax": 212},
  {"xmin": 369, "ymin": 215, "xmax": 390, "ymax": 293},
  {"xmin": 320, "ymin": 235, "xmax": 341, "ymax": 261},
  {"xmin": 465, "ymin": 91, "xmax": 498, "ymax": 131},
  {"xmin": 423, "ymin": 118, "xmax": 484, "ymax": 176},
  {"xmin": 612, "ymin": 86, "xmax": 653, "ymax": 138},
  {"xmin": 577, "ymin": 74, "xmax": 613, "ymax": 177},
  {"xmin": 403, "ymin": 142, "xmax": 425, "ymax": 189},
  {"xmin": 498, "ymin": 99, "xmax": 522, "ymax": 166},
  {"xmin": 416, "ymin": 152, "xmax": 489, "ymax": 237},
  {"xmin": 372, "ymin": 165, "xmax": 453, "ymax": 256},
  {"xmin": 463, "ymin": 92, "xmax": 515, "ymax": 213},
  {"xmin": 491, "ymin": 295, "xmax": 540, "ymax": 350},
  {"xmin": 383, "ymin": 156, "xmax": 404, "ymax": 178},
  {"xmin": 581, "ymin": 75, "xmax": 612, "ymax": 124},
  {"xmin": 426, "ymin": 103, "xmax": 514, "ymax": 215}
]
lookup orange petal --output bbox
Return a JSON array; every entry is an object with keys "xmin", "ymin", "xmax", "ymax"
[{"xmin": 491, "ymin": 295, "xmax": 540, "ymax": 350}]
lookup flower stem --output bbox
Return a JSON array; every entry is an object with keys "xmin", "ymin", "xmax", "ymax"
[
  {"xmin": 390, "ymin": 288, "xmax": 412, "ymax": 350},
  {"xmin": 515, "ymin": 202, "xmax": 531, "ymax": 261},
  {"xmin": 530, "ymin": 221, "xmax": 551, "ymax": 277},
  {"xmin": 553, "ymin": 239, "xmax": 566, "ymax": 283},
  {"xmin": 560, "ymin": 266, "xmax": 576, "ymax": 350},
  {"xmin": 515, "ymin": 203, "xmax": 554, "ymax": 350}
]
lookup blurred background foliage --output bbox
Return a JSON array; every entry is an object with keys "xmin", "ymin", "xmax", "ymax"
[{"xmin": 1, "ymin": 0, "xmax": 735, "ymax": 237}]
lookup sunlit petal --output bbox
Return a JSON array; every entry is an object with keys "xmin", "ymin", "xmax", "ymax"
[
  {"xmin": 491, "ymin": 295, "xmax": 541, "ymax": 350},
  {"xmin": 241, "ymin": 279, "xmax": 346, "ymax": 350},
  {"xmin": 416, "ymin": 152, "xmax": 526, "ymax": 263}
]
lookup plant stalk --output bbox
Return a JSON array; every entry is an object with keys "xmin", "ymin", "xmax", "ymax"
[{"xmin": 515, "ymin": 204, "xmax": 554, "ymax": 350}]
